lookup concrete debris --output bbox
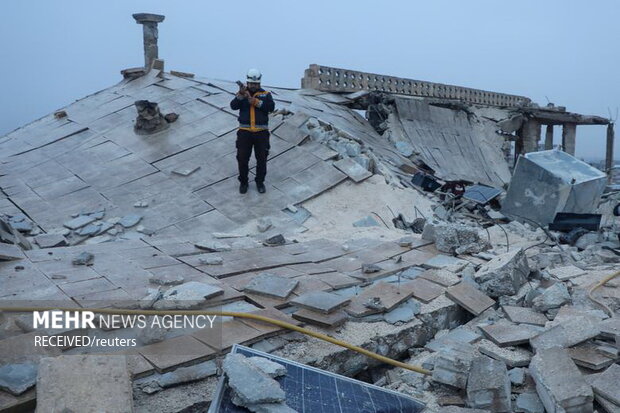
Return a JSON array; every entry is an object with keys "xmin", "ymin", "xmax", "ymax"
[
  {"xmin": 502, "ymin": 305, "xmax": 548, "ymax": 326},
  {"xmin": 423, "ymin": 221, "xmax": 491, "ymax": 255},
  {"xmin": 139, "ymin": 361, "xmax": 217, "ymax": 394},
  {"xmin": 446, "ymin": 282, "xmax": 496, "ymax": 316},
  {"xmin": 480, "ymin": 320, "xmax": 540, "ymax": 347},
  {"xmin": 291, "ymin": 291, "xmax": 350, "ymax": 314},
  {"xmin": 508, "ymin": 367, "xmax": 525, "ymax": 386},
  {"xmin": 71, "ymin": 251, "xmax": 94, "ymax": 266},
  {"xmin": 361, "ymin": 263, "xmax": 382, "ymax": 274},
  {"xmin": 0, "ymin": 362, "xmax": 38, "ymax": 396},
  {"xmin": 473, "ymin": 248, "xmax": 529, "ymax": 298},
  {"xmin": 222, "ymin": 353, "xmax": 287, "ymax": 408},
  {"xmin": 119, "ymin": 214, "xmax": 143, "ymax": 228},
  {"xmin": 477, "ymin": 339, "xmax": 533, "ymax": 367},
  {"xmin": 244, "ymin": 273, "xmax": 299, "ymax": 299},
  {"xmin": 195, "ymin": 240, "xmax": 232, "ymax": 252},
  {"xmin": 531, "ymin": 282, "xmax": 571, "ymax": 313},
  {"xmin": 63, "ymin": 215, "xmax": 96, "ymax": 230},
  {"xmin": 149, "ymin": 272, "xmax": 184, "ymax": 285},
  {"xmin": 137, "ymin": 316, "xmax": 169, "ymax": 345},
  {"xmin": 134, "ymin": 100, "xmax": 168, "ymax": 134},
  {"xmin": 153, "ymin": 281, "xmax": 224, "ymax": 309},
  {"xmin": 432, "ymin": 342, "xmax": 476, "ymax": 389},
  {"xmin": 352, "ymin": 216, "xmax": 380, "ymax": 227},
  {"xmin": 590, "ymin": 363, "xmax": 620, "ymax": 406},
  {"xmin": 247, "ymin": 357, "xmax": 287, "ymax": 378},
  {"xmin": 257, "ymin": 217, "xmax": 273, "ymax": 233},
  {"xmin": 466, "ymin": 355, "xmax": 511, "ymax": 412},
  {"xmin": 36, "ymin": 355, "xmax": 133, "ymax": 413},
  {"xmin": 529, "ymin": 347, "xmax": 593, "ymax": 413},
  {"xmin": 530, "ymin": 315, "xmax": 601, "ymax": 351},
  {"xmin": 133, "ymin": 200, "xmax": 149, "ymax": 208},
  {"xmin": 515, "ymin": 392, "xmax": 545, "ymax": 413}
]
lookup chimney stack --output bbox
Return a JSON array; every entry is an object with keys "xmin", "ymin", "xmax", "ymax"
[{"xmin": 132, "ymin": 13, "xmax": 165, "ymax": 70}]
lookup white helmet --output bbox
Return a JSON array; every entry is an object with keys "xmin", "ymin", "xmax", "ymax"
[{"xmin": 246, "ymin": 68, "xmax": 262, "ymax": 83}]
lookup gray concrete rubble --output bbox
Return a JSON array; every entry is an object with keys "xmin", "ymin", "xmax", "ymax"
[
  {"xmin": 473, "ymin": 248, "xmax": 529, "ymax": 297},
  {"xmin": 529, "ymin": 347, "xmax": 594, "ymax": 413},
  {"xmin": 466, "ymin": 355, "xmax": 511, "ymax": 412},
  {"xmin": 1, "ymin": 15, "xmax": 619, "ymax": 413}
]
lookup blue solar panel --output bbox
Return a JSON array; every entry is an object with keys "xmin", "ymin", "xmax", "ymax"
[{"xmin": 210, "ymin": 345, "xmax": 426, "ymax": 412}]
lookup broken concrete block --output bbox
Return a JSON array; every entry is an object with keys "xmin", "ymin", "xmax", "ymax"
[
  {"xmin": 63, "ymin": 215, "xmax": 96, "ymax": 230},
  {"xmin": 119, "ymin": 214, "xmax": 142, "ymax": 228},
  {"xmin": 291, "ymin": 291, "xmax": 350, "ymax": 314},
  {"xmin": 133, "ymin": 200, "xmax": 149, "ymax": 208},
  {"xmin": 529, "ymin": 347, "xmax": 593, "ymax": 413},
  {"xmin": 352, "ymin": 216, "xmax": 380, "ymax": 227},
  {"xmin": 36, "ymin": 355, "xmax": 133, "ymax": 413},
  {"xmin": 509, "ymin": 367, "xmax": 525, "ymax": 386},
  {"xmin": 244, "ymin": 273, "xmax": 298, "ymax": 299},
  {"xmin": 33, "ymin": 233, "xmax": 68, "ymax": 249},
  {"xmin": 0, "ymin": 363, "xmax": 37, "ymax": 396},
  {"xmin": 590, "ymin": 364, "xmax": 620, "ymax": 406},
  {"xmin": 383, "ymin": 299, "xmax": 420, "ymax": 324},
  {"xmin": 149, "ymin": 272, "xmax": 184, "ymax": 286},
  {"xmin": 473, "ymin": 248, "xmax": 529, "ymax": 298},
  {"xmin": 446, "ymin": 282, "xmax": 496, "ymax": 316},
  {"xmin": 477, "ymin": 339, "xmax": 532, "ymax": 368},
  {"xmin": 531, "ymin": 282, "xmax": 571, "ymax": 312},
  {"xmin": 247, "ymin": 357, "xmax": 287, "ymax": 378},
  {"xmin": 515, "ymin": 392, "xmax": 545, "ymax": 413},
  {"xmin": 71, "ymin": 251, "xmax": 94, "ymax": 266},
  {"xmin": 195, "ymin": 240, "xmax": 231, "ymax": 252},
  {"xmin": 432, "ymin": 342, "xmax": 476, "ymax": 389},
  {"xmin": 530, "ymin": 315, "xmax": 600, "ymax": 351},
  {"xmin": 502, "ymin": 305, "xmax": 548, "ymax": 327},
  {"xmin": 479, "ymin": 320, "xmax": 539, "ymax": 347},
  {"xmin": 257, "ymin": 217, "xmax": 273, "ymax": 233},
  {"xmin": 137, "ymin": 316, "xmax": 168, "ymax": 345},
  {"xmin": 140, "ymin": 360, "xmax": 217, "ymax": 394},
  {"xmin": 466, "ymin": 355, "xmax": 511, "ymax": 412},
  {"xmin": 153, "ymin": 281, "xmax": 224, "ymax": 310},
  {"xmin": 223, "ymin": 353, "xmax": 285, "ymax": 406},
  {"xmin": 426, "ymin": 328, "xmax": 481, "ymax": 352},
  {"xmin": 426, "ymin": 222, "xmax": 490, "ymax": 255}
]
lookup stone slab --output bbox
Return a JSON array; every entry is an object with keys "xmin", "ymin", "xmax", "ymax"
[
  {"xmin": 477, "ymin": 339, "xmax": 533, "ymax": 368},
  {"xmin": 0, "ymin": 243, "xmax": 26, "ymax": 260},
  {"xmin": 139, "ymin": 335, "xmax": 217, "ymax": 372},
  {"xmin": 529, "ymin": 347, "xmax": 593, "ymax": 413},
  {"xmin": 345, "ymin": 282, "xmax": 413, "ymax": 317},
  {"xmin": 446, "ymin": 282, "xmax": 496, "ymax": 316},
  {"xmin": 591, "ymin": 364, "xmax": 620, "ymax": 405},
  {"xmin": 243, "ymin": 273, "xmax": 298, "ymax": 299},
  {"xmin": 35, "ymin": 355, "xmax": 132, "ymax": 413},
  {"xmin": 530, "ymin": 315, "xmax": 601, "ymax": 351},
  {"xmin": 502, "ymin": 305, "xmax": 548, "ymax": 327},
  {"xmin": 292, "ymin": 308, "xmax": 348, "ymax": 328},
  {"xmin": 400, "ymin": 277, "xmax": 446, "ymax": 303},
  {"xmin": 332, "ymin": 158, "xmax": 372, "ymax": 183},
  {"xmin": 290, "ymin": 291, "xmax": 351, "ymax": 314},
  {"xmin": 466, "ymin": 355, "xmax": 511, "ymax": 412},
  {"xmin": 479, "ymin": 320, "xmax": 539, "ymax": 347},
  {"xmin": 568, "ymin": 342, "xmax": 617, "ymax": 371}
]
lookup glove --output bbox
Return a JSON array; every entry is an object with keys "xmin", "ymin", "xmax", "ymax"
[{"xmin": 250, "ymin": 97, "xmax": 261, "ymax": 107}]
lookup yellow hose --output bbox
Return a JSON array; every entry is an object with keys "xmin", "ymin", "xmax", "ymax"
[
  {"xmin": 0, "ymin": 306, "xmax": 431, "ymax": 375},
  {"xmin": 588, "ymin": 269, "xmax": 620, "ymax": 318}
]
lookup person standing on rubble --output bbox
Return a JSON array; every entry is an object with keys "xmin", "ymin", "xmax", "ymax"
[{"xmin": 230, "ymin": 68, "xmax": 275, "ymax": 194}]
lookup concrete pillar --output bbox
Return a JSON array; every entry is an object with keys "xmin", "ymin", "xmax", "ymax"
[
  {"xmin": 544, "ymin": 124, "xmax": 554, "ymax": 150},
  {"xmin": 562, "ymin": 122, "xmax": 577, "ymax": 156},
  {"xmin": 606, "ymin": 123, "xmax": 615, "ymax": 183},
  {"xmin": 521, "ymin": 118, "xmax": 541, "ymax": 154},
  {"xmin": 132, "ymin": 13, "xmax": 165, "ymax": 70}
]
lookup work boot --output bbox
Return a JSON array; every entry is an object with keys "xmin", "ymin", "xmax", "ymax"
[
  {"xmin": 239, "ymin": 183, "xmax": 248, "ymax": 194},
  {"xmin": 256, "ymin": 183, "xmax": 266, "ymax": 194}
]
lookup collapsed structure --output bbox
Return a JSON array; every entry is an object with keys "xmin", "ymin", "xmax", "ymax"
[{"xmin": 0, "ymin": 12, "xmax": 619, "ymax": 413}]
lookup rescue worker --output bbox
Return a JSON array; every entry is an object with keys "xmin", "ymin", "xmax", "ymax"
[{"xmin": 230, "ymin": 68, "xmax": 275, "ymax": 194}]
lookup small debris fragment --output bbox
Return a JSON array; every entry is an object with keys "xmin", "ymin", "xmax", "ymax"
[
  {"xmin": 257, "ymin": 217, "xmax": 273, "ymax": 233},
  {"xmin": 263, "ymin": 234, "xmax": 286, "ymax": 247},
  {"xmin": 72, "ymin": 252, "xmax": 94, "ymax": 266}
]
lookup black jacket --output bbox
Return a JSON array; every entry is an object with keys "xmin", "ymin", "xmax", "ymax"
[{"xmin": 230, "ymin": 88, "xmax": 275, "ymax": 131}]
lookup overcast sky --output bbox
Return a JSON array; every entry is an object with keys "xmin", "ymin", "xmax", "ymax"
[{"xmin": 2, "ymin": 0, "xmax": 618, "ymax": 160}]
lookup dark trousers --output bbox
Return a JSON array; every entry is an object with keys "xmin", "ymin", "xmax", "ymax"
[{"xmin": 236, "ymin": 129, "xmax": 270, "ymax": 185}]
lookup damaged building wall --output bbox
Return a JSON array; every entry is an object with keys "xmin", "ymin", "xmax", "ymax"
[{"xmin": 386, "ymin": 98, "xmax": 513, "ymax": 187}]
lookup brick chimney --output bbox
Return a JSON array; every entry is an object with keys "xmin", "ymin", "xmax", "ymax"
[{"xmin": 132, "ymin": 13, "xmax": 165, "ymax": 70}]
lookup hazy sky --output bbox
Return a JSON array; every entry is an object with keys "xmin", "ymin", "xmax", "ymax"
[{"xmin": 2, "ymin": 0, "xmax": 618, "ymax": 160}]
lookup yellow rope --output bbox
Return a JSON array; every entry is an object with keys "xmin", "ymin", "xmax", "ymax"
[
  {"xmin": 587, "ymin": 269, "xmax": 620, "ymax": 318},
  {"xmin": 0, "ymin": 306, "xmax": 431, "ymax": 375}
]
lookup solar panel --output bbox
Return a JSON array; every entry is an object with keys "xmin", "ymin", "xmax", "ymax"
[
  {"xmin": 209, "ymin": 344, "xmax": 426, "ymax": 412},
  {"xmin": 463, "ymin": 184, "xmax": 502, "ymax": 204}
]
